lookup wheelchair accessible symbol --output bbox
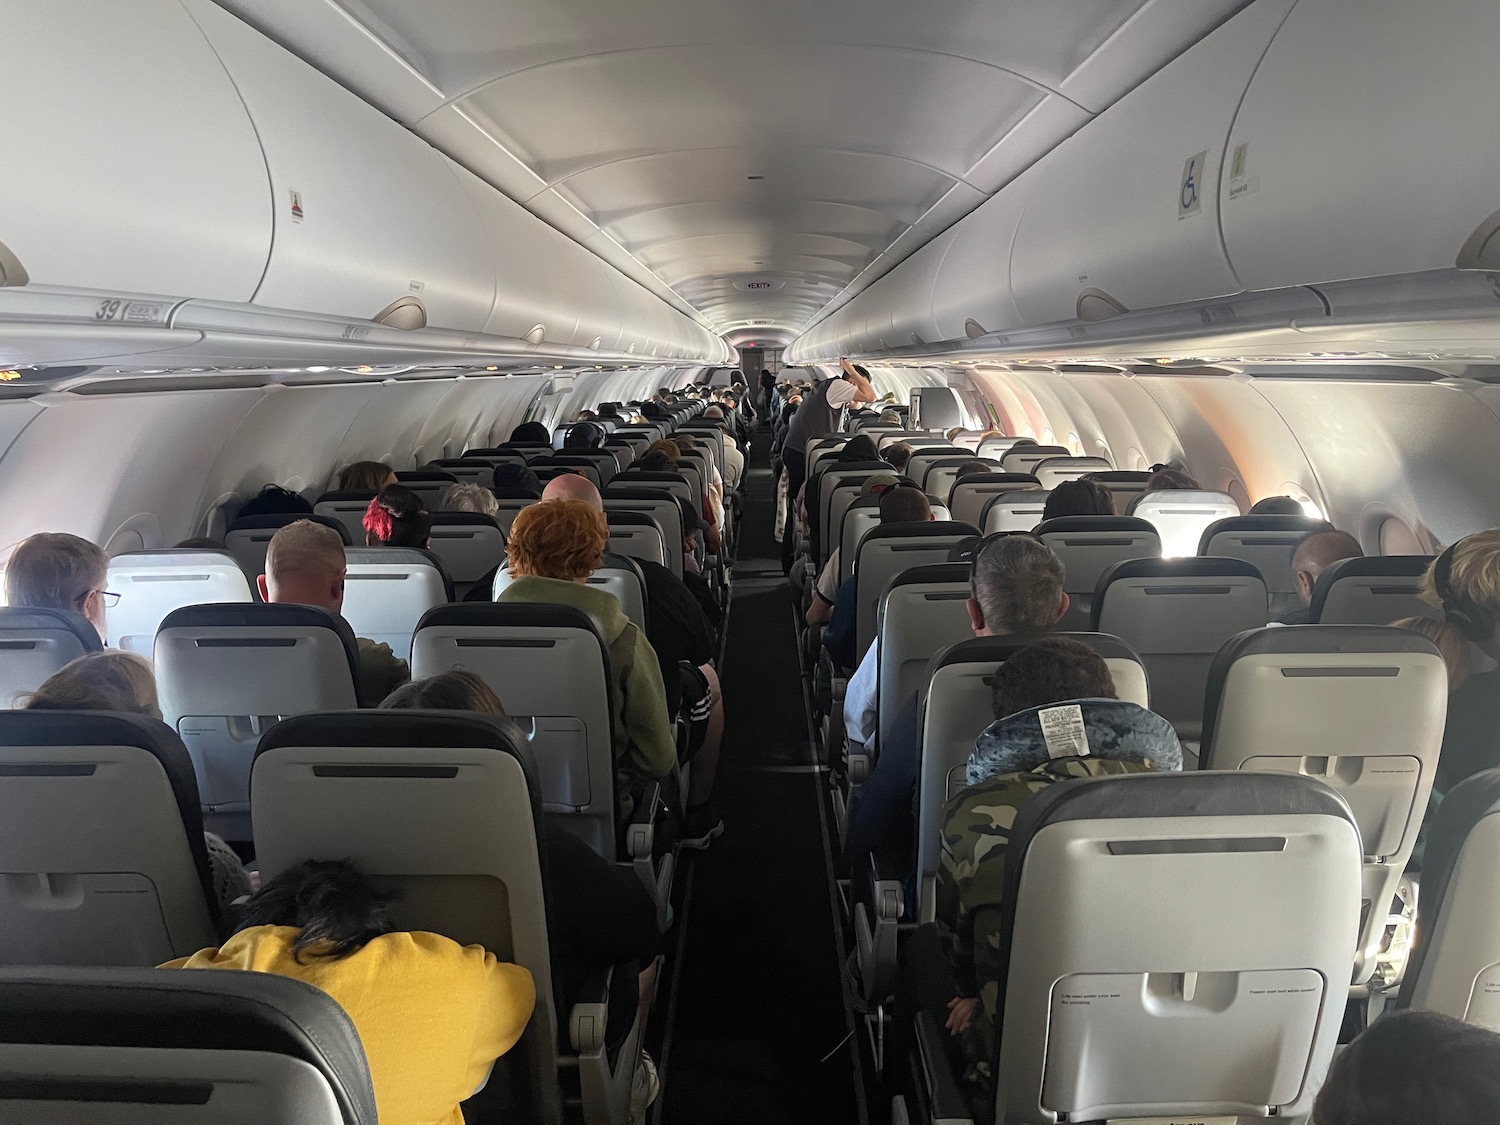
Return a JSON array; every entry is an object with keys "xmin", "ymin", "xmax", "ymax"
[{"xmin": 1179, "ymin": 150, "xmax": 1207, "ymax": 218}]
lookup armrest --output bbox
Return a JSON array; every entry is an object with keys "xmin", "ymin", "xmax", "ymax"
[
  {"xmin": 868, "ymin": 854, "xmax": 906, "ymax": 923},
  {"xmin": 626, "ymin": 779, "xmax": 664, "ymax": 862},
  {"xmin": 915, "ymin": 1011, "xmax": 974, "ymax": 1125},
  {"xmin": 568, "ymin": 963, "xmax": 615, "ymax": 1055}
]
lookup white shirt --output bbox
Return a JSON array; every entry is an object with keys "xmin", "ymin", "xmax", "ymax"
[
  {"xmin": 825, "ymin": 378, "xmax": 859, "ymax": 410},
  {"xmin": 843, "ymin": 642, "xmax": 880, "ymax": 747}
]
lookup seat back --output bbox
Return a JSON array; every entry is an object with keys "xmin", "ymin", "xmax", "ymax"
[
  {"xmin": 815, "ymin": 463, "xmax": 890, "ymax": 561},
  {"xmin": 393, "ymin": 470, "xmax": 459, "ymax": 508},
  {"xmin": 916, "ymin": 633, "xmax": 1148, "ymax": 921},
  {"xmin": 876, "ymin": 430, "xmax": 931, "ymax": 451},
  {"xmin": 341, "ymin": 548, "xmax": 450, "ymax": 663},
  {"xmin": 225, "ymin": 514, "xmax": 350, "ymax": 581},
  {"xmin": 0, "ymin": 711, "xmax": 219, "ymax": 967},
  {"xmin": 1035, "ymin": 517, "xmax": 1162, "ymax": 630},
  {"xmin": 1399, "ymin": 769, "xmax": 1500, "ymax": 1028},
  {"xmin": 428, "ymin": 457, "xmax": 496, "ymax": 488},
  {"xmin": 312, "ymin": 491, "xmax": 378, "ymax": 547},
  {"xmin": 0, "ymin": 608, "xmax": 102, "ymax": 707},
  {"xmin": 251, "ymin": 710, "xmax": 555, "ymax": 1124},
  {"xmin": 463, "ymin": 447, "xmax": 532, "ymax": 469},
  {"xmin": 605, "ymin": 511, "xmax": 668, "ymax": 570},
  {"xmin": 1092, "ymin": 558, "xmax": 1268, "ymax": 740},
  {"xmin": 993, "ymin": 772, "xmax": 1362, "ymax": 1124},
  {"xmin": 1201, "ymin": 625, "xmax": 1445, "ymax": 983},
  {"xmin": 154, "ymin": 604, "xmax": 360, "ymax": 828},
  {"xmin": 875, "ymin": 565, "xmax": 972, "ymax": 745},
  {"xmin": 1088, "ymin": 469, "xmax": 1153, "ymax": 514},
  {"xmin": 1310, "ymin": 555, "xmax": 1438, "ymax": 625},
  {"xmin": 494, "ymin": 497, "xmax": 537, "ymax": 535},
  {"xmin": 840, "ymin": 500, "xmax": 883, "ymax": 583},
  {"xmin": 425, "ymin": 513, "xmax": 507, "ymax": 593},
  {"xmin": 999, "ymin": 444, "xmax": 1070, "ymax": 475},
  {"xmin": 1032, "ymin": 455, "xmax": 1113, "ymax": 489},
  {"xmin": 603, "ymin": 489, "xmax": 683, "ymax": 577},
  {"xmin": 617, "ymin": 470, "xmax": 691, "ymax": 509},
  {"xmin": 976, "ymin": 435, "xmax": 1026, "ymax": 459},
  {"xmin": 0, "ymin": 967, "xmax": 377, "ymax": 1125},
  {"xmin": 902, "ymin": 448, "xmax": 967, "ymax": 489},
  {"xmin": 981, "ymin": 489, "xmax": 1053, "ymax": 533},
  {"xmin": 1199, "ymin": 515, "xmax": 1333, "ymax": 612},
  {"xmin": 106, "ymin": 551, "xmax": 253, "ymax": 655},
  {"xmin": 492, "ymin": 554, "xmax": 649, "ymax": 633},
  {"xmin": 410, "ymin": 604, "xmax": 616, "ymax": 856},
  {"xmin": 922, "ymin": 458, "xmax": 1003, "ymax": 503},
  {"xmin": 948, "ymin": 473, "xmax": 1041, "ymax": 527},
  {"xmin": 1127, "ymin": 489, "xmax": 1241, "ymax": 557},
  {"xmin": 854, "ymin": 523, "xmax": 980, "ymax": 661}
]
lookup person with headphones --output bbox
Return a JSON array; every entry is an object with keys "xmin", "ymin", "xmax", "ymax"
[{"xmin": 1421, "ymin": 529, "xmax": 1500, "ymax": 795}]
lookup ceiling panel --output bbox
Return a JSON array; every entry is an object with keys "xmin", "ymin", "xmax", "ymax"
[{"xmin": 217, "ymin": 0, "xmax": 1253, "ymax": 336}]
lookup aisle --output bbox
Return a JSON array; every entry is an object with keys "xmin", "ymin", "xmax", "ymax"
[{"xmin": 650, "ymin": 427, "xmax": 864, "ymax": 1125}]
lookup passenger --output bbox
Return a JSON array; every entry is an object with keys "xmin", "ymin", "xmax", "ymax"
[
  {"xmin": 1281, "ymin": 529, "xmax": 1364, "ymax": 624},
  {"xmin": 836, "ymin": 433, "xmax": 880, "ymax": 464},
  {"xmin": 758, "ymin": 367, "xmax": 776, "ymax": 424},
  {"xmin": 1249, "ymin": 494, "xmax": 1307, "ymax": 516},
  {"xmin": 564, "ymin": 421, "xmax": 604, "ymax": 450},
  {"xmin": 4, "ymin": 531, "xmax": 111, "ymax": 639},
  {"xmin": 438, "ymin": 483, "xmax": 500, "ymax": 518},
  {"xmin": 798, "ymin": 432, "xmax": 885, "ymax": 555},
  {"xmin": 805, "ymin": 472, "xmax": 901, "ymax": 628},
  {"xmin": 1040, "ymin": 478, "xmax": 1114, "ymax": 520},
  {"xmin": 509, "ymin": 420, "xmax": 552, "ymax": 445},
  {"xmin": 841, "ymin": 536, "xmax": 1069, "ymax": 906},
  {"xmin": 781, "ymin": 359, "xmax": 877, "ymax": 572},
  {"xmin": 490, "ymin": 462, "xmax": 543, "ymax": 498},
  {"xmin": 23, "ymin": 650, "xmax": 253, "ymax": 913},
  {"xmin": 951, "ymin": 461, "xmax": 992, "ymax": 484},
  {"xmin": 363, "ymin": 485, "xmax": 432, "ymax": 549},
  {"xmin": 234, "ymin": 483, "xmax": 313, "ymax": 519},
  {"xmin": 538, "ymin": 474, "xmax": 724, "ymax": 844},
  {"xmin": 1391, "ymin": 615, "xmax": 1479, "ymax": 695},
  {"xmin": 598, "ymin": 402, "xmax": 621, "ymax": 422},
  {"xmin": 878, "ymin": 409, "xmax": 902, "ymax": 426},
  {"xmin": 165, "ymin": 859, "xmax": 536, "ymax": 1125},
  {"xmin": 883, "ymin": 441, "xmax": 913, "ymax": 472},
  {"xmin": 380, "ymin": 673, "xmax": 664, "ymax": 1037},
  {"xmin": 1420, "ymin": 531, "xmax": 1500, "ymax": 794},
  {"xmin": 702, "ymin": 405, "xmax": 745, "ymax": 490},
  {"xmin": 495, "ymin": 499, "xmax": 676, "ymax": 820},
  {"xmin": 1142, "ymin": 463, "xmax": 1200, "ymax": 492},
  {"xmin": 257, "ymin": 520, "xmax": 410, "ymax": 706},
  {"xmin": 572, "ymin": 409, "xmax": 599, "ymax": 423},
  {"xmin": 912, "ymin": 640, "xmax": 1182, "ymax": 1116},
  {"xmin": 823, "ymin": 486, "xmax": 933, "ymax": 670},
  {"xmin": 337, "ymin": 461, "xmax": 397, "ymax": 494},
  {"xmin": 1313, "ymin": 1009, "xmax": 1500, "ymax": 1125}
]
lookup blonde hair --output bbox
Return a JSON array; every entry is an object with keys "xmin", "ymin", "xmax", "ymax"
[
  {"xmin": 1419, "ymin": 529, "xmax": 1500, "ymax": 655},
  {"xmin": 23, "ymin": 650, "xmax": 161, "ymax": 719},
  {"xmin": 337, "ymin": 461, "xmax": 395, "ymax": 493},
  {"xmin": 5, "ymin": 533, "xmax": 107, "ymax": 614},
  {"xmin": 1390, "ymin": 616, "xmax": 1479, "ymax": 695},
  {"xmin": 266, "ymin": 520, "xmax": 345, "ymax": 582},
  {"xmin": 647, "ymin": 439, "xmax": 682, "ymax": 461},
  {"xmin": 439, "ymin": 483, "xmax": 499, "ymax": 517},
  {"xmin": 507, "ymin": 499, "xmax": 607, "ymax": 581}
]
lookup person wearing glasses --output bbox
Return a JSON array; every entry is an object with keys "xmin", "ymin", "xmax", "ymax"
[{"xmin": 4, "ymin": 531, "xmax": 116, "ymax": 640}]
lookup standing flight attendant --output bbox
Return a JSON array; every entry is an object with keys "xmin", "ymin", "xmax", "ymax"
[{"xmin": 780, "ymin": 358, "xmax": 876, "ymax": 572}]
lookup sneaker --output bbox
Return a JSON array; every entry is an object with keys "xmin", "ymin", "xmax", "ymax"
[
  {"xmin": 678, "ymin": 802, "xmax": 725, "ymax": 850},
  {"xmin": 630, "ymin": 1049, "xmax": 660, "ymax": 1124}
]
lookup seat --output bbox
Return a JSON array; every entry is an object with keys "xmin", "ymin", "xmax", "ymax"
[
  {"xmin": 1032, "ymin": 455, "xmax": 1113, "ymax": 489},
  {"xmin": 494, "ymin": 496, "xmax": 537, "ymax": 535},
  {"xmin": 874, "ymin": 564, "xmax": 972, "ymax": 746},
  {"xmin": 341, "ymin": 548, "xmax": 450, "ymax": 663},
  {"xmin": 251, "ymin": 711, "xmax": 590, "ymax": 1125},
  {"xmin": 876, "ymin": 430, "xmax": 932, "ymax": 452},
  {"xmin": 839, "ymin": 498, "xmax": 884, "ymax": 583},
  {"xmin": 106, "ymin": 550, "xmax": 254, "ymax": 655},
  {"xmin": 915, "ymin": 633, "xmax": 1149, "ymax": 922},
  {"xmin": 313, "ymin": 491, "xmax": 377, "ymax": 545},
  {"xmin": 1201, "ymin": 625, "xmax": 1445, "ymax": 984},
  {"xmin": 999, "ymin": 444, "xmax": 1069, "ymax": 475},
  {"xmin": 425, "ymin": 513, "xmax": 507, "ymax": 598},
  {"xmin": 154, "ymin": 604, "xmax": 360, "ymax": 839},
  {"xmin": 980, "ymin": 489, "xmax": 1052, "ymax": 533},
  {"xmin": 1199, "ymin": 514, "xmax": 1333, "ymax": 615},
  {"xmin": 1087, "ymin": 469, "xmax": 1153, "ymax": 514},
  {"xmin": 1398, "ymin": 768, "xmax": 1500, "ymax": 1028},
  {"xmin": 543, "ymin": 456, "xmax": 607, "ymax": 490},
  {"xmin": 853, "ymin": 522, "xmax": 980, "ymax": 662},
  {"xmin": 816, "ymin": 464, "xmax": 891, "ymax": 563},
  {"xmin": 901, "ymin": 448, "xmax": 967, "ymax": 489},
  {"xmin": 0, "ymin": 966, "xmax": 376, "ymax": 1125},
  {"xmin": 1310, "ymin": 555, "xmax": 1438, "ymax": 625},
  {"xmin": 1035, "ymin": 516, "xmax": 1161, "ymax": 631},
  {"xmin": 965, "ymin": 771, "xmax": 1361, "ymax": 1125},
  {"xmin": 616, "ymin": 470, "xmax": 692, "ymax": 509},
  {"xmin": 947, "ymin": 473, "xmax": 1041, "ymax": 527},
  {"xmin": 921, "ymin": 459, "xmax": 1002, "ymax": 504},
  {"xmin": 1127, "ymin": 488, "xmax": 1241, "ymax": 558},
  {"xmin": 605, "ymin": 510, "xmax": 668, "ymax": 570},
  {"xmin": 225, "ymin": 514, "xmax": 351, "ymax": 582},
  {"xmin": 976, "ymin": 435, "xmax": 1026, "ymax": 459},
  {"xmin": 428, "ymin": 457, "xmax": 496, "ymax": 488},
  {"xmin": 0, "ymin": 607, "xmax": 102, "ymax": 708},
  {"xmin": 493, "ymin": 554, "xmax": 649, "ymax": 633},
  {"xmin": 462, "ymin": 447, "xmax": 532, "ymax": 469},
  {"xmin": 393, "ymin": 470, "xmax": 459, "ymax": 508},
  {"xmin": 1092, "ymin": 558, "xmax": 1268, "ymax": 740},
  {"xmin": 0, "ymin": 711, "xmax": 220, "ymax": 966},
  {"xmin": 603, "ymin": 489, "xmax": 683, "ymax": 578}
]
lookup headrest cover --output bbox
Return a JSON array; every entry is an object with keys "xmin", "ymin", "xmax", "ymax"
[{"xmin": 969, "ymin": 698, "xmax": 1183, "ymax": 785}]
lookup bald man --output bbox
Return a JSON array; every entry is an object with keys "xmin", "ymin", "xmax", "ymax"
[
  {"xmin": 1281, "ymin": 529, "xmax": 1364, "ymax": 624},
  {"xmin": 542, "ymin": 473, "xmax": 726, "ymax": 846},
  {"xmin": 257, "ymin": 520, "xmax": 410, "ymax": 706}
]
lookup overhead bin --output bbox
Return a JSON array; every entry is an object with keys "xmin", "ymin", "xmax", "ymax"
[
  {"xmin": 1222, "ymin": 0, "xmax": 1500, "ymax": 291},
  {"xmin": 0, "ymin": 2, "xmax": 271, "ymax": 302}
]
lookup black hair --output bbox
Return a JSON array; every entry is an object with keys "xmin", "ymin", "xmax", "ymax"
[
  {"xmin": 509, "ymin": 421, "xmax": 552, "ymax": 445},
  {"xmin": 1145, "ymin": 465, "xmax": 1200, "ymax": 491},
  {"xmin": 1042, "ymin": 479, "xmax": 1115, "ymax": 519},
  {"xmin": 564, "ymin": 422, "xmax": 604, "ymax": 450},
  {"xmin": 363, "ymin": 484, "xmax": 432, "ymax": 548},
  {"xmin": 952, "ymin": 461, "xmax": 990, "ymax": 482},
  {"xmin": 878, "ymin": 485, "xmax": 932, "ymax": 525},
  {"xmin": 236, "ymin": 859, "xmax": 395, "ymax": 963},
  {"xmin": 598, "ymin": 402, "xmax": 620, "ymax": 419},
  {"xmin": 991, "ymin": 637, "xmax": 1117, "ymax": 719},
  {"xmin": 838, "ymin": 434, "xmax": 880, "ymax": 463},
  {"xmin": 491, "ymin": 463, "xmax": 543, "ymax": 498},
  {"xmin": 380, "ymin": 669, "xmax": 504, "ymax": 714},
  {"xmin": 1249, "ymin": 495, "xmax": 1306, "ymax": 516},
  {"xmin": 236, "ymin": 484, "xmax": 313, "ymax": 520},
  {"xmin": 638, "ymin": 450, "xmax": 676, "ymax": 474}
]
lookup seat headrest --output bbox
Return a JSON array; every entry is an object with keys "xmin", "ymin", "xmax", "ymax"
[
  {"xmin": 0, "ymin": 966, "xmax": 377, "ymax": 1125},
  {"xmin": 606, "ymin": 510, "xmax": 660, "ymax": 528},
  {"xmin": 429, "ymin": 511, "xmax": 503, "ymax": 530},
  {"xmin": 158, "ymin": 603, "xmax": 359, "ymax": 680},
  {"xmin": 416, "ymin": 600, "xmax": 608, "ymax": 646},
  {"xmin": 1197, "ymin": 513, "xmax": 1333, "ymax": 554},
  {"xmin": 227, "ymin": 512, "xmax": 352, "ymax": 544},
  {"xmin": 603, "ymin": 486, "xmax": 676, "ymax": 503},
  {"xmin": 970, "ymin": 698, "xmax": 1183, "ymax": 784},
  {"xmin": 315, "ymin": 490, "xmax": 378, "ymax": 504},
  {"xmin": 256, "ymin": 709, "xmax": 535, "ymax": 782},
  {"xmin": 928, "ymin": 632, "xmax": 1144, "ymax": 679},
  {"xmin": 0, "ymin": 606, "xmax": 103, "ymax": 653},
  {"xmin": 887, "ymin": 563, "xmax": 972, "ymax": 590},
  {"xmin": 952, "ymin": 473, "xmax": 1042, "ymax": 488},
  {"xmin": 1035, "ymin": 516, "xmax": 1158, "ymax": 537},
  {"xmin": 1125, "ymin": 488, "xmax": 1237, "ymax": 514},
  {"xmin": 857, "ymin": 521, "xmax": 982, "ymax": 549},
  {"xmin": 1095, "ymin": 555, "xmax": 1263, "ymax": 596},
  {"xmin": 600, "ymin": 553, "xmax": 646, "ymax": 582},
  {"xmin": 1086, "ymin": 471, "xmax": 1152, "ymax": 483},
  {"xmin": 395, "ymin": 471, "xmax": 459, "ymax": 483},
  {"xmin": 1307, "ymin": 554, "xmax": 1434, "ymax": 618}
]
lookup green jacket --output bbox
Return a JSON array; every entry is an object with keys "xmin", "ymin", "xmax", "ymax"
[{"xmin": 495, "ymin": 576, "xmax": 676, "ymax": 805}]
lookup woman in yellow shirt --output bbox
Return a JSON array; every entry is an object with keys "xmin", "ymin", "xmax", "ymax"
[{"xmin": 165, "ymin": 859, "xmax": 535, "ymax": 1125}]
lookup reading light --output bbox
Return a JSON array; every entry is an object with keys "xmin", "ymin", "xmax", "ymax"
[{"xmin": 0, "ymin": 370, "xmax": 19, "ymax": 382}]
